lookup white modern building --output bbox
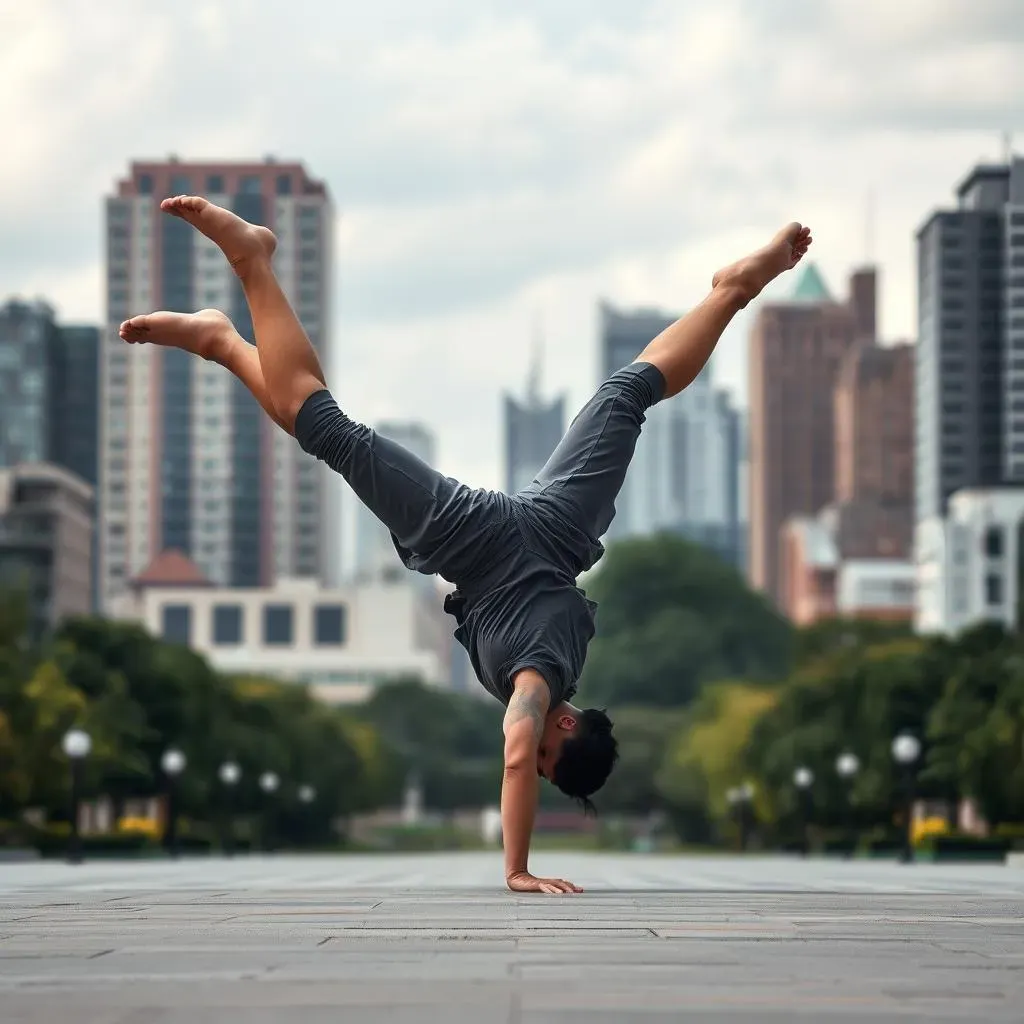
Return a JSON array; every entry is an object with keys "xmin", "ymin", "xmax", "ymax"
[
  {"xmin": 916, "ymin": 486, "xmax": 1024, "ymax": 635},
  {"xmin": 101, "ymin": 158, "xmax": 337, "ymax": 610},
  {"xmin": 110, "ymin": 552, "xmax": 451, "ymax": 704}
]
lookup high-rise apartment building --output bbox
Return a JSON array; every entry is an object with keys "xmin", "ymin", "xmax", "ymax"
[
  {"xmin": 503, "ymin": 356, "xmax": 565, "ymax": 495},
  {"xmin": 101, "ymin": 159, "xmax": 336, "ymax": 609},
  {"xmin": 748, "ymin": 264, "xmax": 871, "ymax": 605},
  {"xmin": 350, "ymin": 421, "xmax": 437, "ymax": 583},
  {"xmin": 915, "ymin": 160, "xmax": 1024, "ymax": 523},
  {"xmin": 914, "ymin": 157, "xmax": 1024, "ymax": 631}
]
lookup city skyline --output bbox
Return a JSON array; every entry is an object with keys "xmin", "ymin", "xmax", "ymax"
[{"xmin": 5, "ymin": 1, "xmax": 1022, "ymax": 494}]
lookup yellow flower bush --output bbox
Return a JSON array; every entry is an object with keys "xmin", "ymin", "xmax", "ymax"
[
  {"xmin": 117, "ymin": 816, "xmax": 162, "ymax": 839},
  {"xmin": 911, "ymin": 816, "xmax": 949, "ymax": 847}
]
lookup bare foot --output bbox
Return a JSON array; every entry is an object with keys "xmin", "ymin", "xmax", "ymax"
[
  {"xmin": 712, "ymin": 223, "xmax": 813, "ymax": 307},
  {"xmin": 119, "ymin": 309, "xmax": 239, "ymax": 363},
  {"xmin": 160, "ymin": 195, "xmax": 277, "ymax": 273}
]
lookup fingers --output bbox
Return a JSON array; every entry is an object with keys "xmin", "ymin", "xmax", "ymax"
[{"xmin": 539, "ymin": 878, "xmax": 583, "ymax": 895}]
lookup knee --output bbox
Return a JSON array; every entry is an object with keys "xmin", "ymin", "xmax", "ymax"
[{"xmin": 280, "ymin": 379, "xmax": 327, "ymax": 433}]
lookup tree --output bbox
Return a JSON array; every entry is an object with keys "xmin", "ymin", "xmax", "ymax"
[
  {"xmin": 924, "ymin": 624, "xmax": 1024, "ymax": 827},
  {"xmin": 657, "ymin": 682, "xmax": 777, "ymax": 841},
  {"xmin": 593, "ymin": 706, "xmax": 689, "ymax": 815},
  {"xmin": 355, "ymin": 678, "xmax": 504, "ymax": 811},
  {"xmin": 579, "ymin": 534, "xmax": 792, "ymax": 708}
]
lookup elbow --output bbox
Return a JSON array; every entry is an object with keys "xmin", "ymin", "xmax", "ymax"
[{"xmin": 502, "ymin": 750, "xmax": 532, "ymax": 783}]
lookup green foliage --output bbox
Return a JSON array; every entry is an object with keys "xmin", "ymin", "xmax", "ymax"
[
  {"xmin": 580, "ymin": 534, "xmax": 792, "ymax": 707},
  {"xmin": 355, "ymin": 679, "xmax": 504, "ymax": 810}
]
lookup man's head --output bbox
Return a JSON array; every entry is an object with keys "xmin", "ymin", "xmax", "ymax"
[{"xmin": 537, "ymin": 707, "xmax": 618, "ymax": 811}]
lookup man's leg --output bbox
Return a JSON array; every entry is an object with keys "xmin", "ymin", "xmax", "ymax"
[
  {"xmin": 525, "ymin": 222, "xmax": 812, "ymax": 548},
  {"xmin": 637, "ymin": 222, "xmax": 811, "ymax": 397},
  {"xmin": 119, "ymin": 309, "xmax": 291, "ymax": 433}
]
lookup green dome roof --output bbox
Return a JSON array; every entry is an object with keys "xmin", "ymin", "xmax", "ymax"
[{"xmin": 789, "ymin": 263, "xmax": 833, "ymax": 304}]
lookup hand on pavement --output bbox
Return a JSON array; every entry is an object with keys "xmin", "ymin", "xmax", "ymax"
[{"xmin": 506, "ymin": 871, "xmax": 583, "ymax": 895}]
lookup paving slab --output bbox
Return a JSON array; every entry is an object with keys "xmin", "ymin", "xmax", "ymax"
[{"xmin": 1, "ymin": 852, "xmax": 1023, "ymax": 1022}]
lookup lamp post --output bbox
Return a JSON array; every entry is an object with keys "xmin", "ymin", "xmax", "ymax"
[
  {"xmin": 61, "ymin": 728, "xmax": 92, "ymax": 865},
  {"xmin": 160, "ymin": 749, "xmax": 187, "ymax": 859},
  {"xmin": 218, "ymin": 761, "xmax": 241, "ymax": 857},
  {"xmin": 726, "ymin": 782, "xmax": 754, "ymax": 852},
  {"xmin": 259, "ymin": 771, "xmax": 280, "ymax": 853},
  {"xmin": 726, "ymin": 787, "xmax": 741, "ymax": 851},
  {"xmin": 835, "ymin": 751, "xmax": 860, "ymax": 859},
  {"xmin": 793, "ymin": 766, "xmax": 814, "ymax": 857},
  {"xmin": 738, "ymin": 781, "xmax": 754, "ymax": 852},
  {"xmin": 891, "ymin": 733, "xmax": 922, "ymax": 864}
]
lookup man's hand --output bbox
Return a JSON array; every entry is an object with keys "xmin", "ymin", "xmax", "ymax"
[{"xmin": 506, "ymin": 870, "xmax": 583, "ymax": 895}]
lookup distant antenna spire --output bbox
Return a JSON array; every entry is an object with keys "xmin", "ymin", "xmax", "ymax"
[
  {"xmin": 527, "ymin": 311, "xmax": 543, "ymax": 404},
  {"xmin": 865, "ymin": 186, "xmax": 875, "ymax": 264},
  {"xmin": 1003, "ymin": 131, "xmax": 1014, "ymax": 164}
]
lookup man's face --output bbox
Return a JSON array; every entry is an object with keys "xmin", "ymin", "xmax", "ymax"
[{"xmin": 536, "ymin": 711, "xmax": 577, "ymax": 781}]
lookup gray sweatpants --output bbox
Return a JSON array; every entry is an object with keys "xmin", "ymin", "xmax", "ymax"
[{"xmin": 294, "ymin": 361, "xmax": 666, "ymax": 585}]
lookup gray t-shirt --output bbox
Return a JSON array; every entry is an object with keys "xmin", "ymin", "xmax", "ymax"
[
  {"xmin": 445, "ymin": 557, "xmax": 597, "ymax": 708},
  {"xmin": 443, "ymin": 498, "xmax": 601, "ymax": 709}
]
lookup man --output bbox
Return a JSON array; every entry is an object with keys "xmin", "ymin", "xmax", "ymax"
[{"xmin": 121, "ymin": 197, "xmax": 811, "ymax": 894}]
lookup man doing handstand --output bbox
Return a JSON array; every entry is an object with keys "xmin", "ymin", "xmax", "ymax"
[{"xmin": 120, "ymin": 197, "xmax": 811, "ymax": 894}]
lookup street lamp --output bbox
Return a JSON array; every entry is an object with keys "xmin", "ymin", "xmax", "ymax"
[
  {"xmin": 726, "ymin": 782, "xmax": 754, "ymax": 852},
  {"xmin": 835, "ymin": 752, "xmax": 860, "ymax": 859},
  {"xmin": 160, "ymin": 748, "xmax": 187, "ymax": 859},
  {"xmin": 793, "ymin": 766, "xmax": 814, "ymax": 857},
  {"xmin": 891, "ymin": 733, "xmax": 922, "ymax": 864},
  {"xmin": 218, "ymin": 761, "xmax": 241, "ymax": 857},
  {"xmin": 259, "ymin": 772, "xmax": 280, "ymax": 853},
  {"xmin": 61, "ymin": 728, "xmax": 91, "ymax": 865}
]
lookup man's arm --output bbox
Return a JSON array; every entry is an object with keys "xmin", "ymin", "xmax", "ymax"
[{"xmin": 501, "ymin": 670, "xmax": 582, "ymax": 895}]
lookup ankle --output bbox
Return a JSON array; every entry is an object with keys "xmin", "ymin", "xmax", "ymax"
[
  {"xmin": 712, "ymin": 280, "xmax": 753, "ymax": 311},
  {"xmin": 231, "ymin": 252, "xmax": 273, "ymax": 284}
]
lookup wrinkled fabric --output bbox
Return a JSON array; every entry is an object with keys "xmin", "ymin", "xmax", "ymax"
[{"xmin": 295, "ymin": 361, "xmax": 665, "ymax": 708}]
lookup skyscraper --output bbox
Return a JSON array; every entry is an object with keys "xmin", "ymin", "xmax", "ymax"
[
  {"xmin": 915, "ymin": 161, "xmax": 1023, "ymax": 524},
  {"xmin": 598, "ymin": 303, "xmax": 677, "ymax": 539},
  {"xmin": 503, "ymin": 352, "xmax": 565, "ymax": 495},
  {"xmin": 914, "ymin": 157, "xmax": 1024, "ymax": 631},
  {"xmin": 0, "ymin": 299, "xmax": 99, "ymax": 484},
  {"xmin": 748, "ymin": 264, "xmax": 867, "ymax": 605},
  {"xmin": 668, "ymin": 365, "xmax": 746, "ymax": 568},
  {"xmin": 101, "ymin": 159, "xmax": 335, "ymax": 609},
  {"xmin": 351, "ymin": 421, "xmax": 437, "ymax": 582}
]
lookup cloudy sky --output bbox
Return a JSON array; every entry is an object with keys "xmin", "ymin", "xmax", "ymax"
[{"xmin": 4, "ymin": 0, "xmax": 1023, "ymax": 490}]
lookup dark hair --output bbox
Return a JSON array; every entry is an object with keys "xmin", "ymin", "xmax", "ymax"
[{"xmin": 551, "ymin": 708, "xmax": 618, "ymax": 813}]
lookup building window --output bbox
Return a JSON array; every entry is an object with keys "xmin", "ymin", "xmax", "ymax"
[
  {"xmin": 206, "ymin": 174, "xmax": 225, "ymax": 193},
  {"xmin": 212, "ymin": 604, "xmax": 243, "ymax": 645},
  {"xmin": 986, "ymin": 573, "xmax": 1003, "ymax": 607},
  {"xmin": 314, "ymin": 604, "xmax": 346, "ymax": 645},
  {"xmin": 240, "ymin": 175, "xmax": 261, "ymax": 195},
  {"xmin": 985, "ymin": 526, "xmax": 1004, "ymax": 558},
  {"xmin": 169, "ymin": 174, "xmax": 191, "ymax": 194},
  {"xmin": 276, "ymin": 174, "xmax": 292, "ymax": 196},
  {"xmin": 138, "ymin": 173, "xmax": 153, "ymax": 194},
  {"xmin": 263, "ymin": 603, "xmax": 293, "ymax": 645},
  {"xmin": 162, "ymin": 605, "xmax": 192, "ymax": 645}
]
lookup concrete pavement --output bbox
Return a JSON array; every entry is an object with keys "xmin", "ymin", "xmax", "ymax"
[{"xmin": 1, "ymin": 852, "xmax": 1022, "ymax": 1022}]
